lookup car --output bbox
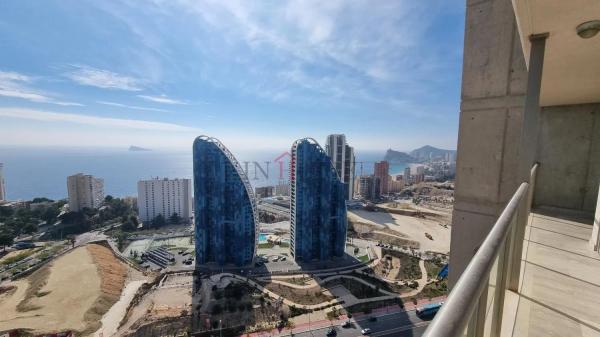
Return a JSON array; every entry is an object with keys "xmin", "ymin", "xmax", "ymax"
[
  {"xmin": 13, "ymin": 242, "xmax": 35, "ymax": 250},
  {"xmin": 368, "ymin": 316, "xmax": 377, "ymax": 322},
  {"xmin": 361, "ymin": 328, "xmax": 372, "ymax": 334},
  {"xmin": 280, "ymin": 256, "xmax": 286, "ymax": 261},
  {"xmin": 326, "ymin": 328, "xmax": 337, "ymax": 336},
  {"xmin": 341, "ymin": 320, "xmax": 351, "ymax": 328}
]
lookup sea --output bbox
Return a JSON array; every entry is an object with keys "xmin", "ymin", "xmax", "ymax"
[{"xmin": 0, "ymin": 146, "xmax": 408, "ymax": 201}]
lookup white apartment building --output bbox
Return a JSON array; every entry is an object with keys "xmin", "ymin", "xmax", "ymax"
[
  {"xmin": 325, "ymin": 134, "xmax": 355, "ymax": 200},
  {"xmin": 67, "ymin": 173, "xmax": 104, "ymax": 212},
  {"xmin": 0, "ymin": 163, "xmax": 6, "ymax": 201},
  {"xmin": 137, "ymin": 178, "xmax": 192, "ymax": 223}
]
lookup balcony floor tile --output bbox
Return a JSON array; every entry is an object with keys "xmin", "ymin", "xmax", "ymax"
[{"xmin": 505, "ymin": 212, "xmax": 600, "ymax": 337}]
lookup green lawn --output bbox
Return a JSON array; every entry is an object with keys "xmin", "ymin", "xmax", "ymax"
[
  {"xmin": 357, "ymin": 254, "xmax": 370, "ymax": 262},
  {"xmin": 258, "ymin": 242, "xmax": 274, "ymax": 249}
]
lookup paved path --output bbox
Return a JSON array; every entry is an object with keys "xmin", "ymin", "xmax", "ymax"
[
  {"xmin": 256, "ymin": 258, "xmax": 428, "ymax": 299},
  {"xmin": 218, "ymin": 257, "xmax": 429, "ymax": 312}
]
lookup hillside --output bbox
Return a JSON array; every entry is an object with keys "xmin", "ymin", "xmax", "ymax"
[
  {"xmin": 383, "ymin": 149, "xmax": 416, "ymax": 163},
  {"xmin": 410, "ymin": 145, "xmax": 456, "ymax": 162}
]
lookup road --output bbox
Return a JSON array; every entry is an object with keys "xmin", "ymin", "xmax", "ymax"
[{"xmin": 282, "ymin": 310, "xmax": 429, "ymax": 337}]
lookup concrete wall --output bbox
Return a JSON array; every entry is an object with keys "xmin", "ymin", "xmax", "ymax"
[
  {"xmin": 449, "ymin": 0, "xmax": 528, "ymax": 286},
  {"xmin": 534, "ymin": 104, "xmax": 600, "ymax": 214}
]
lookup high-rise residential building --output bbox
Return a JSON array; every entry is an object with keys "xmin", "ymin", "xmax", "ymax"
[
  {"xmin": 325, "ymin": 134, "xmax": 355, "ymax": 200},
  {"xmin": 255, "ymin": 186, "xmax": 274, "ymax": 198},
  {"xmin": 374, "ymin": 161, "xmax": 390, "ymax": 194},
  {"xmin": 359, "ymin": 176, "xmax": 381, "ymax": 201},
  {"xmin": 274, "ymin": 182, "xmax": 290, "ymax": 197},
  {"xmin": 67, "ymin": 173, "xmax": 104, "ymax": 212},
  {"xmin": 193, "ymin": 136, "xmax": 258, "ymax": 267},
  {"xmin": 389, "ymin": 178, "xmax": 404, "ymax": 193},
  {"xmin": 404, "ymin": 166, "xmax": 411, "ymax": 186},
  {"xmin": 415, "ymin": 165, "xmax": 425, "ymax": 184},
  {"xmin": 290, "ymin": 138, "xmax": 347, "ymax": 262},
  {"xmin": 0, "ymin": 163, "xmax": 6, "ymax": 202},
  {"xmin": 137, "ymin": 178, "xmax": 192, "ymax": 223}
]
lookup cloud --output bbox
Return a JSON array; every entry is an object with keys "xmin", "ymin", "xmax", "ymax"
[
  {"xmin": 137, "ymin": 94, "xmax": 186, "ymax": 105},
  {"xmin": 0, "ymin": 71, "xmax": 83, "ymax": 106},
  {"xmin": 0, "ymin": 107, "xmax": 197, "ymax": 132},
  {"xmin": 97, "ymin": 100, "xmax": 169, "ymax": 113},
  {"xmin": 64, "ymin": 65, "xmax": 143, "ymax": 91}
]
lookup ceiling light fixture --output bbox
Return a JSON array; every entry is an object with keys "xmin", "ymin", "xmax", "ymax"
[{"xmin": 576, "ymin": 20, "xmax": 600, "ymax": 38}]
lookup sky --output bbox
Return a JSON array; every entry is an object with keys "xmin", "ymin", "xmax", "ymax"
[{"xmin": 0, "ymin": 0, "xmax": 465, "ymax": 152}]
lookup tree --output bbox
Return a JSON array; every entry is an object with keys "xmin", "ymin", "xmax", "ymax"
[
  {"xmin": 115, "ymin": 230, "xmax": 129, "ymax": 250},
  {"xmin": 32, "ymin": 197, "xmax": 53, "ymax": 203},
  {"xmin": 22, "ymin": 222, "xmax": 37, "ymax": 234},
  {"xmin": 152, "ymin": 214, "xmax": 167, "ymax": 228},
  {"xmin": 104, "ymin": 195, "xmax": 114, "ymax": 202},
  {"xmin": 0, "ymin": 230, "xmax": 14, "ymax": 250},
  {"xmin": 41, "ymin": 206, "xmax": 60, "ymax": 224},
  {"xmin": 169, "ymin": 212, "xmax": 182, "ymax": 225}
]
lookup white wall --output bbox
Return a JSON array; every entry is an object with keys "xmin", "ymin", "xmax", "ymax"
[{"xmin": 137, "ymin": 178, "xmax": 192, "ymax": 223}]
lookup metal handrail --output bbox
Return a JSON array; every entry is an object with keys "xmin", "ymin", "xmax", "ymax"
[{"xmin": 422, "ymin": 182, "xmax": 530, "ymax": 337}]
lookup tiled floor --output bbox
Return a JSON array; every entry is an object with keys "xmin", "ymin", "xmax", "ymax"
[{"xmin": 502, "ymin": 213, "xmax": 600, "ymax": 337}]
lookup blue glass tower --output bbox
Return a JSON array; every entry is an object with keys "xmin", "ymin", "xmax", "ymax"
[
  {"xmin": 193, "ymin": 136, "xmax": 258, "ymax": 267},
  {"xmin": 290, "ymin": 138, "xmax": 348, "ymax": 262}
]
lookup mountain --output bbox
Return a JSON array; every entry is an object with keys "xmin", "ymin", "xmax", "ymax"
[
  {"xmin": 128, "ymin": 145, "xmax": 151, "ymax": 152},
  {"xmin": 409, "ymin": 145, "xmax": 455, "ymax": 162},
  {"xmin": 383, "ymin": 149, "xmax": 416, "ymax": 163}
]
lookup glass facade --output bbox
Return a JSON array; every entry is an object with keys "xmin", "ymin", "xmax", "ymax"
[
  {"xmin": 290, "ymin": 138, "xmax": 348, "ymax": 262},
  {"xmin": 193, "ymin": 136, "xmax": 258, "ymax": 267}
]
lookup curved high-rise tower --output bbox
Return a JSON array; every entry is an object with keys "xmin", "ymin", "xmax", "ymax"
[
  {"xmin": 290, "ymin": 138, "xmax": 348, "ymax": 262},
  {"xmin": 193, "ymin": 136, "xmax": 258, "ymax": 267}
]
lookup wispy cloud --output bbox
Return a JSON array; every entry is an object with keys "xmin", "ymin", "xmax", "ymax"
[
  {"xmin": 97, "ymin": 100, "xmax": 169, "ymax": 113},
  {"xmin": 0, "ymin": 71, "xmax": 83, "ymax": 106},
  {"xmin": 137, "ymin": 94, "xmax": 186, "ymax": 105},
  {"xmin": 0, "ymin": 107, "xmax": 197, "ymax": 132},
  {"xmin": 64, "ymin": 65, "xmax": 143, "ymax": 91}
]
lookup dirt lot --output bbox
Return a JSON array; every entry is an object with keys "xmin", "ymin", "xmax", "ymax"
[
  {"xmin": 263, "ymin": 282, "xmax": 334, "ymax": 305},
  {"xmin": 0, "ymin": 243, "xmax": 128, "ymax": 335},
  {"xmin": 349, "ymin": 210, "xmax": 450, "ymax": 253}
]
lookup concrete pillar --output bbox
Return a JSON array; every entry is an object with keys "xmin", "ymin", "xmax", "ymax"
[
  {"xmin": 507, "ymin": 34, "xmax": 547, "ymax": 291},
  {"xmin": 449, "ymin": 0, "xmax": 529, "ymax": 287},
  {"xmin": 590, "ymin": 185, "xmax": 600, "ymax": 254}
]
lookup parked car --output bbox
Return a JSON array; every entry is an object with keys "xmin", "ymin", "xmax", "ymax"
[
  {"xmin": 361, "ymin": 328, "xmax": 372, "ymax": 334},
  {"xmin": 326, "ymin": 328, "xmax": 337, "ymax": 336},
  {"xmin": 341, "ymin": 320, "xmax": 351, "ymax": 328},
  {"xmin": 13, "ymin": 241, "xmax": 35, "ymax": 250}
]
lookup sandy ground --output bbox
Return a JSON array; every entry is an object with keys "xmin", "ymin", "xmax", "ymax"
[
  {"xmin": 116, "ymin": 282, "xmax": 192, "ymax": 336},
  {"xmin": 0, "ymin": 244, "xmax": 133, "ymax": 335},
  {"xmin": 0, "ymin": 246, "xmax": 102, "ymax": 333},
  {"xmin": 349, "ymin": 210, "xmax": 450, "ymax": 253}
]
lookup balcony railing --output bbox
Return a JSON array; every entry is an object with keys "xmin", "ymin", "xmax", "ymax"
[{"xmin": 422, "ymin": 163, "xmax": 538, "ymax": 337}]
